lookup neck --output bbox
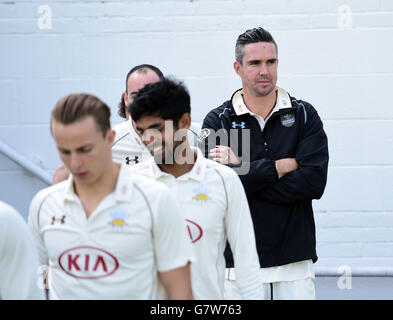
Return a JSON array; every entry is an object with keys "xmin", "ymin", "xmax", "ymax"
[
  {"xmin": 74, "ymin": 161, "xmax": 120, "ymax": 204},
  {"xmin": 242, "ymin": 87, "xmax": 277, "ymax": 119},
  {"xmin": 158, "ymin": 143, "xmax": 196, "ymax": 178}
]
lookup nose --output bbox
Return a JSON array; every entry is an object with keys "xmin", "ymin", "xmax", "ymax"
[
  {"xmin": 70, "ymin": 153, "xmax": 82, "ymax": 170},
  {"xmin": 142, "ymin": 129, "xmax": 159, "ymax": 146},
  {"xmin": 258, "ymin": 63, "xmax": 268, "ymax": 76}
]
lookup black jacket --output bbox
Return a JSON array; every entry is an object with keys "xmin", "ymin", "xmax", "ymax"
[{"xmin": 201, "ymin": 89, "xmax": 329, "ymax": 268}]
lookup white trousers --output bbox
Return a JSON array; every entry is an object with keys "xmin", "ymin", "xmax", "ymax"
[{"xmin": 224, "ymin": 277, "xmax": 316, "ymax": 300}]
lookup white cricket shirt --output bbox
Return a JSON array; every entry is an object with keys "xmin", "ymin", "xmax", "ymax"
[
  {"xmin": 111, "ymin": 119, "xmax": 152, "ymax": 166},
  {"xmin": 28, "ymin": 164, "xmax": 194, "ymax": 300},
  {"xmin": 111, "ymin": 119, "xmax": 201, "ymax": 166},
  {"xmin": 0, "ymin": 201, "xmax": 44, "ymax": 300},
  {"xmin": 129, "ymin": 147, "xmax": 263, "ymax": 300}
]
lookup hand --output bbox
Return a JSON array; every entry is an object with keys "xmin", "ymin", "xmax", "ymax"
[
  {"xmin": 52, "ymin": 164, "xmax": 70, "ymax": 185},
  {"xmin": 209, "ymin": 146, "xmax": 240, "ymax": 165},
  {"xmin": 275, "ymin": 158, "xmax": 298, "ymax": 179}
]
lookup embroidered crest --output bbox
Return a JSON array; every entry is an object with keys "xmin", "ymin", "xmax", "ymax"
[
  {"xmin": 192, "ymin": 184, "xmax": 212, "ymax": 204},
  {"xmin": 280, "ymin": 113, "xmax": 295, "ymax": 127},
  {"xmin": 108, "ymin": 208, "xmax": 130, "ymax": 230}
]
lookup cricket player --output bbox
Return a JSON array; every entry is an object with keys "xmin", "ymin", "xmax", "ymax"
[
  {"xmin": 128, "ymin": 78, "xmax": 263, "ymax": 300},
  {"xmin": 52, "ymin": 64, "xmax": 199, "ymax": 184},
  {"xmin": 0, "ymin": 201, "xmax": 44, "ymax": 300},
  {"xmin": 28, "ymin": 93, "xmax": 194, "ymax": 300},
  {"xmin": 113, "ymin": 64, "xmax": 200, "ymax": 165},
  {"xmin": 112, "ymin": 64, "xmax": 164, "ymax": 165}
]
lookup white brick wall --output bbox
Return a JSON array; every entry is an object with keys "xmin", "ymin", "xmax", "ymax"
[{"xmin": 0, "ymin": 0, "xmax": 392, "ymax": 271}]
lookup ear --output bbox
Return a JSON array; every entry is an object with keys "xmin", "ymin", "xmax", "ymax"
[
  {"xmin": 123, "ymin": 91, "xmax": 128, "ymax": 106},
  {"xmin": 107, "ymin": 129, "xmax": 116, "ymax": 146},
  {"xmin": 178, "ymin": 113, "xmax": 191, "ymax": 130},
  {"xmin": 123, "ymin": 91, "xmax": 131, "ymax": 120},
  {"xmin": 234, "ymin": 60, "xmax": 241, "ymax": 76}
]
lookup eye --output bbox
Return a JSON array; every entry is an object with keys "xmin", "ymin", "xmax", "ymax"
[
  {"xmin": 59, "ymin": 149, "xmax": 70, "ymax": 155},
  {"xmin": 80, "ymin": 147, "xmax": 92, "ymax": 153}
]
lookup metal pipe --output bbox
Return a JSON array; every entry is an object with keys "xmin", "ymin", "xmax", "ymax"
[
  {"xmin": 0, "ymin": 140, "xmax": 51, "ymax": 186},
  {"xmin": 315, "ymin": 266, "xmax": 393, "ymax": 277}
]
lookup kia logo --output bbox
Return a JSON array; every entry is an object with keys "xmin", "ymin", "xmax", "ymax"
[
  {"xmin": 58, "ymin": 246, "xmax": 119, "ymax": 279},
  {"xmin": 185, "ymin": 219, "xmax": 203, "ymax": 243}
]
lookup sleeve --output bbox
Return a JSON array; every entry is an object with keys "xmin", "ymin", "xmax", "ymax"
[
  {"xmin": 220, "ymin": 169, "xmax": 264, "ymax": 300},
  {"xmin": 152, "ymin": 189, "xmax": 195, "ymax": 272},
  {"xmin": 28, "ymin": 194, "xmax": 50, "ymax": 268},
  {"xmin": 201, "ymin": 109, "xmax": 222, "ymax": 158},
  {"xmin": 202, "ymin": 110, "xmax": 279, "ymax": 194},
  {"xmin": 0, "ymin": 204, "xmax": 44, "ymax": 300},
  {"xmin": 257, "ymin": 105, "xmax": 329, "ymax": 204},
  {"xmin": 233, "ymin": 159, "xmax": 279, "ymax": 193}
]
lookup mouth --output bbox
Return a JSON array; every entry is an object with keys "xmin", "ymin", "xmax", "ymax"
[
  {"xmin": 74, "ymin": 172, "xmax": 88, "ymax": 179},
  {"xmin": 257, "ymin": 79, "xmax": 271, "ymax": 85},
  {"xmin": 147, "ymin": 143, "xmax": 164, "ymax": 154}
]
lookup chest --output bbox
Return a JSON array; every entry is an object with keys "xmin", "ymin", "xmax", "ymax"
[
  {"xmin": 160, "ymin": 178, "xmax": 227, "ymax": 244},
  {"xmin": 39, "ymin": 201, "xmax": 154, "ymax": 277},
  {"xmin": 225, "ymin": 111, "xmax": 301, "ymax": 159}
]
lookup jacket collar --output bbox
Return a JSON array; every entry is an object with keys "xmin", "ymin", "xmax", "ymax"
[{"xmin": 231, "ymin": 86, "xmax": 292, "ymax": 116}]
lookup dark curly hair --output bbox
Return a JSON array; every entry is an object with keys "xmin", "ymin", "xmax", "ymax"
[{"xmin": 129, "ymin": 77, "xmax": 190, "ymax": 124}]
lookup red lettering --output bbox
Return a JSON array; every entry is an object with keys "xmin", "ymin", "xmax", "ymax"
[
  {"xmin": 93, "ymin": 255, "xmax": 107, "ymax": 272},
  {"xmin": 84, "ymin": 254, "xmax": 90, "ymax": 271},
  {"xmin": 68, "ymin": 254, "xmax": 80, "ymax": 271},
  {"xmin": 187, "ymin": 225, "xmax": 193, "ymax": 240},
  {"xmin": 185, "ymin": 219, "xmax": 203, "ymax": 243},
  {"xmin": 59, "ymin": 246, "xmax": 119, "ymax": 279}
]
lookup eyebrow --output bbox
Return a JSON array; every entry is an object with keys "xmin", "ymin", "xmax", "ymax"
[
  {"xmin": 248, "ymin": 58, "xmax": 277, "ymax": 64},
  {"xmin": 135, "ymin": 122, "xmax": 163, "ymax": 132},
  {"xmin": 58, "ymin": 144, "xmax": 93, "ymax": 153}
]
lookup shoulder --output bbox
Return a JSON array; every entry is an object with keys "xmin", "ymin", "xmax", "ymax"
[
  {"xmin": 203, "ymin": 100, "xmax": 233, "ymax": 122},
  {"xmin": 112, "ymin": 120, "xmax": 128, "ymax": 135},
  {"xmin": 289, "ymin": 95, "xmax": 320, "ymax": 118},
  {"xmin": 128, "ymin": 169, "xmax": 169, "ymax": 199},
  {"xmin": 29, "ymin": 181, "xmax": 67, "ymax": 217},
  {"xmin": 112, "ymin": 121, "xmax": 130, "ymax": 146},
  {"xmin": 127, "ymin": 161, "xmax": 151, "ymax": 176},
  {"xmin": 205, "ymin": 158, "xmax": 240, "ymax": 183},
  {"xmin": 0, "ymin": 201, "xmax": 30, "ymax": 241},
  {"xmin": 0, "ymin": 201, "xmax": 24, "ymax": 225}
]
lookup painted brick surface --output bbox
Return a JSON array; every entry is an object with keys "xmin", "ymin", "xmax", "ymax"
[{"xmin": 0, "ymin": 0, "xmax": 392, "ymax": 271}]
